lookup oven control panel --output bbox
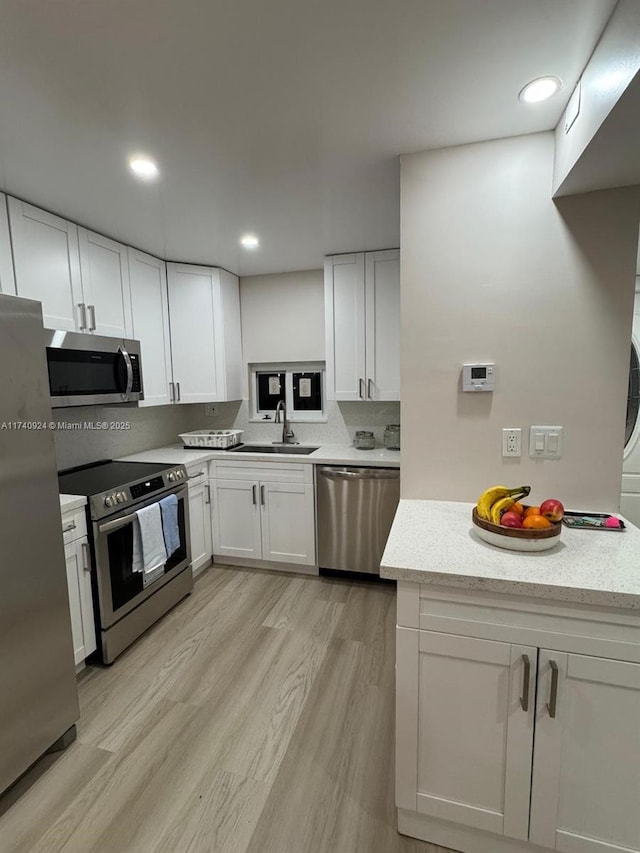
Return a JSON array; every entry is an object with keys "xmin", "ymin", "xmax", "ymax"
[{"xmin": 104, "ymin": 491, "xmax": 129, "ymax": 508}]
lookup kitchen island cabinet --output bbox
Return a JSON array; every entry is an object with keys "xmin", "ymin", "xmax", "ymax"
[{"xmin": 383, "ymin": 500, "xmax": 640, "ymax": 853}]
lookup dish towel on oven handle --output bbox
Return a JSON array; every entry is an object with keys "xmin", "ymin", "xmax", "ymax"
[
  {"xmin": 159, "ymin": 493, "xmax": 180, "ymax": 557},
  {"xmin": 132, "ymin": 502, "xmax": 168, "ymax": 574}
]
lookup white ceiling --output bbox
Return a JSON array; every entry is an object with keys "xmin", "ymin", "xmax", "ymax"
[{"xmin": 0, "ymin": 0, "xmax": 617, "ymax": 276}]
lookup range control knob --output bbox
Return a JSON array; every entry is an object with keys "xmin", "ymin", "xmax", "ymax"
[
  {"xmin": 104, "ymin": 495, "xmax": 115, "ymax": 508},
  {"xmin": 119, "ymin": 492, "xmax": 128, "ymax": 502},
  {"xmin": 116, "ymin": 492, "xmax": 125, "ymax": 504},
  {"xmin": 168, "ymin": 472, "xmax": 176, "ymax": 482}
]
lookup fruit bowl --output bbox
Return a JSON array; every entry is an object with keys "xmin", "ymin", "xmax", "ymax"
[{"xmin": 472, "ymin": 507, "xmax": 562, "ymax": 552}]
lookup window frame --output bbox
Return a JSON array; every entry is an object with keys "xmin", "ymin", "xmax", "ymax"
[{"xmin": 249, "ymin": 361, "xmax": 327, "ymax": 423}]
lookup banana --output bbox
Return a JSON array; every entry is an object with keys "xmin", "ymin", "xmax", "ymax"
[
  {"xmin": 490, "ymin": 496, "xmax": 518, "ymax": 525},
  {"xmin": 476, "ymin": 484, "xmax": 531, "ymax": 521}
]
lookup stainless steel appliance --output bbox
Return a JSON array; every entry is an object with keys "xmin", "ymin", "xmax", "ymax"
[
  {"xmin": 58, "ymin": 460, "xmax": 192, "ymax": 664},
  {"xmin": 0, "ymin": 294, "xmax": 79, "ymax": 796},
  {"xmin": 316, "ymin": 466, "xmax": 400, "ymax": 575},
  {"xmin": 45, "ymin": 329, "xmax": 143, "ymax": 407}
]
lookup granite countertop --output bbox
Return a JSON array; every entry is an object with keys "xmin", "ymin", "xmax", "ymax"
[
  {"xmin": 117, "ymin": 443, "xmax": 401, "ymax": 468},
  {"xmin": 381, "ymin": 499, "xmax": 640, "ymax": 610},
  {"xmin": 59, "ymin": 493, "xmax": 87, "ymax": 513}
]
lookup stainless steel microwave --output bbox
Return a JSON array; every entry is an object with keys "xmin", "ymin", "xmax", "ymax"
[{"xmin": 45, "ymin": 329, "xmax": 144, "ymax": 407}]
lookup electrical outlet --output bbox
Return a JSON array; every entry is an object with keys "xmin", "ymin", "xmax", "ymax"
[
  {"xmin": 502, "ymin": 428, "xmax": 522, "ymax": 458},
  {"xmin": 204, "ymin": 404, "xmax": 216, "ymax": 417}
]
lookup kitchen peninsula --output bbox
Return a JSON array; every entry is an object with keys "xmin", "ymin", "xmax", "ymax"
[{"xmin": 381, "ymin": 499, "xmax": 640, "ymax": 853}]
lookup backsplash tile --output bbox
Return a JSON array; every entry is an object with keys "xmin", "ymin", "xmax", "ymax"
[{"xmin": 202, "ymin": 400, "xmax": 401, "ymax": 447}]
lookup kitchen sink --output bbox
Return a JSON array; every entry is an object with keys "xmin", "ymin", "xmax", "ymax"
[{"xmin": 230, "ymin": 444, "xmax": 319, "ymax": 455}]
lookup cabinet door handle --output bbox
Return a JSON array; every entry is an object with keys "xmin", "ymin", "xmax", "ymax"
[
  {"xmin": 81, "ymin": 541, "xmax": 90, "ymax": 571},
  {"xmin": 176, "ymin": 382, "xmax": 181, "ymax": 402},
  {"xmin": 547, "ymin": 659, "xmax": 559, "ymax": 718},
  {"xmin": 252, "ymin": 485, "xmax": 257, "ymax": 506},
  {"xmin": 368, "ymin": 378, "xmax": 374, "ymax": 400},
  {"xmin": 87, "ymin": 304, "xmax": 96, "ymax": 331},
  {"xmin": 520, "ymin": 654, "xmax": 531, "ymax": 712},
  {"xmin": 260, "ymin": 485, "xmax": 265, "ymax": 506},
  {"xmin": 78, "ymin": 303, "xmax": 87, "ymax": 330},
  {"xmin": 204, "ymin": 484, "xmax": 211, "ymax": 504},
  {"xmin": 359, "ymin": 378, "xmax": 365, "ymax": 399},
  {"xmin": 169, "ymin": 382, "xmax": 175, "ymax": 402},
  {"xmin": 62, "ymin": 520, "xmax": 77, "ymax": 533}
]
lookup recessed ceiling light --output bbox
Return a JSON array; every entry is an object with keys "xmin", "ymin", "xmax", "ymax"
[
  {"xmin": 518, "ymin": 76, "xmax": 562, "ymax": 104},
  {"xmin": 128, "ymin": 157, "xmax": 159, "ymax": 179},
  {"xmin": 240, "ymin": 234, "xmax": 259, "ymax": 249}
]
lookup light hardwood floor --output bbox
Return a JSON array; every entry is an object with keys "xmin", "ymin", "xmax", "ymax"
[{"xmin": 0, "ymin": 566, "xmax": 451, "ymax": 853}]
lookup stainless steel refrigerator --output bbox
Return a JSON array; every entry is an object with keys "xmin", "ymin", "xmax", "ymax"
[{"xmin": 0, "ymin": 293, "xmax": 79, "ymax": 796}]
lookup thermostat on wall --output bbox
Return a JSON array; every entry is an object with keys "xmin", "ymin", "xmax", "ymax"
[{"xmin": 462, "ymin": 363, "xmax": 495, "ymax": 392}]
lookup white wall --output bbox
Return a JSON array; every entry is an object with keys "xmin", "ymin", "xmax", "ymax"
[
  {"xmin": 239, "ymin": 269, "xmax": 325, "ymax": 368},
  {"xmin": 401, "ymin": 131, "xmax": 640, "ymax": 511},
  {"xmin": 553, "ymin": 0, "xmax": 640, "ymax": 196}
]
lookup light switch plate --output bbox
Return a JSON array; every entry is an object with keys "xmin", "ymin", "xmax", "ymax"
[{"xmin": 529, "ymin": 425, "xmax": 563, "ymax": 459}]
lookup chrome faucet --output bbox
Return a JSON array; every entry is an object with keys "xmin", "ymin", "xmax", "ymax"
[{"xmin": 274, "ymin": 400, "xmax": 296, "ymax": 444}]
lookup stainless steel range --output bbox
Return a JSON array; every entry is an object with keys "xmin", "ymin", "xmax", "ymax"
[{"xmin": 58, "ymin": 460, "xmax": 192, "ymax": 664}]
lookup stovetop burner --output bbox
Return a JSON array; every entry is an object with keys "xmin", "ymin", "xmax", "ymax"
[{"xmin": 58, "ymin": 460, "xmax": 173, "ymax": 496}]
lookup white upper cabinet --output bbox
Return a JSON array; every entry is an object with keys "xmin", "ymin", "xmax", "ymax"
[
  {"xmin": 127, "ymin": 248, "xmax": 173, "ymax": 407},
  {"xmin": 0, "ymin": 194, "xmax": 16, "ymax": 295},
  {"xmin": 8, "ymin": 198, "xmax": 83, "ymax": 331},
  {"xmin": 325, "ymin": 249, "xmax": 400, "ymax": 401},
  {"xmin": 77, "ymin": 228, "xmax": 132, "ymax": 337},
  {"xmin": 167, "ymin": 263, "xmax": 242, "ymax": 404},
  {"xmin": 8, "ymin": 198, "xmax": 132, "ymax": 337}
]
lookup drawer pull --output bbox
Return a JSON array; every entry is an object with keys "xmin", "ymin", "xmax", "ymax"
[
  {"xmin": 520, "ymin": 654, "xmax": 530, "ymax": 712},
  {"xmin": 63, "ymin": 521, "xmax": 77, "ymax": 533},
  {"xmin": 547, "ymin": 660, "xmax": 559, "ymax": 718}
]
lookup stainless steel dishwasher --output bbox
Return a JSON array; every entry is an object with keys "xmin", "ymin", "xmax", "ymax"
[{"xmin": 316, "ymin": 466, "xmax": 400, "ymax": 575}]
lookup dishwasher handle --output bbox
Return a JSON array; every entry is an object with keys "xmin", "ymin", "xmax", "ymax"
[{"xmin": 318, "ymin": 466, "xmax": 399, "ymax": 480}]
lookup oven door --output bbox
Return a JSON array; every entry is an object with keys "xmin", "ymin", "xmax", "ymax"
[
  {"xmin": 92, "ymin": 485, "xmax": 190, "ymax": 630},
  {"xmin": 45, "ymin": 329, "xmax": 143, "ymax": 407}
]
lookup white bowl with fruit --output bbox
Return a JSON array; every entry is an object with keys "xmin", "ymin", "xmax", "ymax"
[{"xmin": 472, "ymin": 485, "xmax": 564, "ymax": 552}]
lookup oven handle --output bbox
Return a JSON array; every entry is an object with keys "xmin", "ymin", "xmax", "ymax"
[
  {"xmin": 97, "ymin": 488, "xmax": 187, "ymax": 534},
  {"xmin": 118, "ymin": 345, "xmax": 134, "ymax": 401}
]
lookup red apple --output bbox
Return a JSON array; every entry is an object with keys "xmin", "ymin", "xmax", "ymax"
[
  {"xmin": 539, "ymin": 498, "xmax": 564, "ymax": 522},
  {"xmin": 501, "ymin": 511, "xmax": 523, "ymax": 528}
]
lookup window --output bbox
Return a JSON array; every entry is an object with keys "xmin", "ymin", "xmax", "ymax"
[{"xmin": 250, "ymin": 362, "xmax": 326, "ymax": 422}]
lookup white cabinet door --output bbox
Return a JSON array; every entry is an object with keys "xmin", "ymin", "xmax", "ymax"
[
  {"xmin": 260, "ymin": 481, "xmax": 316, "ymax": 565},
  {"xmin": 325, "ymin": 253, "xmax": 366, "ymax": 400},
  {"xmin": 530, "ymin": 651, "xmax": 640, "ymax": 852},
  {"xmin": 78, "ymin": 228, "xmax": 132, "ymax": 337},
  {"xmin": 0, "ymin": 193, "xmax": 16, "ymax": 295},
  {"xmin": 8, "ymin": 198, "xmax": 83, "ymax": 331},
  {"xmin": 396, "ymin": 628, "xmax": 536, "ymax": 840},
  {"xmin": 128, "ymin": 248, "xmax": 173, "ymax": 407},
  {"xmin": 64, "ymin": 538, "xmax": 97, "ymax": 666},
  {"xmin": 211, "ymin": 478, "xmax": 262, "ymax": 560},
  {"xmin": 187, "ymin": 474, "xmax": 212, "ymax": 574},
  {"xmin": 365, "ymin": 249, "xmax": 400, "ymax": 401}
]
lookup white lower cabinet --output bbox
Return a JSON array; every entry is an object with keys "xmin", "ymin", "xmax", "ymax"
[
  {"xmin": 61, "ymin": 508, "xmax": 96, "ymax": 666},
  {"xmin": 209, "ymin": 461, "xmax": 316, "ymax": 569},
  {"xmin": 396, "ymin": 584, "xmax": 640, "ymax": 853},
  {"xmin": 186, "ymin": 466, "xmax": 213, "ymax": 575}
]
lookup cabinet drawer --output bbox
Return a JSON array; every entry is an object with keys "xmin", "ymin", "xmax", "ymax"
[
  {"xmin": 61, "ymin": 508, "xmax": 87, "ymax": 544},
  {"xmin": 209, "ymin": 460, "xmax": 312, "ymax": 485}
]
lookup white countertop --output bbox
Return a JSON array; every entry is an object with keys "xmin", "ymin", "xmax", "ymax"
[
  {"xmin": 381, "ymin": 499, "xmax": 640, "ymax": 610},
  {"xmin": 117, "ymin": 443, "xmax": 401, "ymax": 468},
  {"xmin": 59, "ymin": 493, "xmax": 87, "ymax": 513}
]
